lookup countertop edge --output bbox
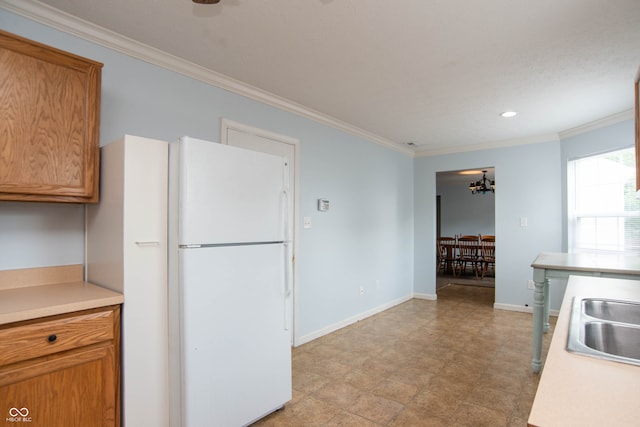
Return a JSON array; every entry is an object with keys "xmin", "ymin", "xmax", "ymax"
[
  {"xmin": 531, "ymin": 252, "xmax": 640, "ymax": 274},
  {"xmin": 528, "ymin": 275, "xmax": 640, "ymax": 427},
  {"xmin": 0, "ymin": 281, "xmax": 124, "ymax": 325}
]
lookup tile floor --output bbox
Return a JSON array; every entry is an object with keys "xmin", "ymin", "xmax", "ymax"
[
  {"xmin": 435, "ymin": 271, "xmax": 494, "ymax": 290},
  {"xmin": 254, "ymin": 284, "xmax": 555, "ymax": 427}
]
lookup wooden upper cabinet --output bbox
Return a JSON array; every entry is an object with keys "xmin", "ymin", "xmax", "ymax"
[{"xmin": 0, "ymin": 30, "xmax": 102, "ymax": 203}]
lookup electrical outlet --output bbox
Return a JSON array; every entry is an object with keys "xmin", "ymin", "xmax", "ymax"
[
  {"xmin": 359, "ymin": 286, "xmax": 365, "ymax": 296},
  {"xmin": 527, "ymin": 280, "xmax": 535, "ymax": 290}
]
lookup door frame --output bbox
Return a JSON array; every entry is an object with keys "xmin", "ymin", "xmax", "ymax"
[{"xmin": 221, "ymin": 118, "xmax": 301, "ymax": 346}]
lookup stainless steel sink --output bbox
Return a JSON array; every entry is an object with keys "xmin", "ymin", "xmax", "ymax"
[
  {"xmin": 583, "ymin": 298, "xmax": 640, "ymax": 325},
  {"xmin": 583, "ymin": 321, "xmax": 640, "ymax": 360},
  {"xmin": 567, "ymin": 297, "xmax": 640, "ymax": 366}
]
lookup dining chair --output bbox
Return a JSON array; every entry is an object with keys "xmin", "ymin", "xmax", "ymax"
[
  {"xmin": 437, "ymin": 236, "xmax": 457, "ymax": 276},
  {"xmin": 480, "ymin": 235, "xmax": 495, "ymax": 279},
  {"xmin": 456, "ymin": 235, "xmax": 480, "ymax": 278}
]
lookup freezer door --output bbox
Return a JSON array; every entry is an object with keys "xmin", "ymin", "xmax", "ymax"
[
  {"xmin": 176, "ymin": 137, "xmax": 285, "ymax": 245},
  {"xmin": 179, "ymin": 244, "xmax": 292, "ymax": 427}
]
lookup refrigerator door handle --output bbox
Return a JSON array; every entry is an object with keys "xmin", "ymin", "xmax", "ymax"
[
  {"xmin": 283, "ymin": 240, "xmax": 292, "ymax": 332},
  {"xmin": 282, "ymin": 188, "xmax": 292, "ymax": 332},
  {"xmin": 283, "ymin": 241, "xmax": 292, "ymax": 298},
  {"xmin": 282, "ymin": 188, "xmax": 290, "ymax": 243}
]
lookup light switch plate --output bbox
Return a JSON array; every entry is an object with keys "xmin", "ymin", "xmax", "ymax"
[{"xmin": 303, "ymin": 216, "xmax": 312, "ymax": 229}]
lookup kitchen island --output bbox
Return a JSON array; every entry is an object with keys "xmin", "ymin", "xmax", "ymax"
[
  {"xmin": 528, "ymin": 275, "xmax": 640, "ymax": 427},
  {"xmin": 530, "ymin": 252, "xmax": 640, "ymax": 372}
]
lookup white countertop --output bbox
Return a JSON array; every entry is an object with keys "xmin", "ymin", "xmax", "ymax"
[
  {"xmin": 0, "ymin": 265, "xmax": 123, "ymax": 325},
  {"xmin": 531, "ymin": 252, "xmax": 640, "ymax": 274},
  {"xmin": 0, "ymin": 281, "xmax": 123, "ymax": 325},
  {"xmin": 528, "ymin": 275, "xmax": 640, "ymax": 427}
]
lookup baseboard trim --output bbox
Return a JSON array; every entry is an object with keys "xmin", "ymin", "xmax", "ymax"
[
  {"xmin": 294, "ymin": 295, "xmax": 413, "ymax": 346},
  {"xmin": 493, "ymin": 303, "xmax": 559, "ymax": 317},
  {"xmin": 413, "ymin": 292, "xmax": 437, "ymax": 300}
]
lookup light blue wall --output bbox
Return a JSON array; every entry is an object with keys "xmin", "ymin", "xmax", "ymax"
[
  {"xmin": 436, "ymin": 177, "xmax": 495, "ymax": 238},
  {"xmin": 415, "ymin": 141, "xmax": 564, "ymax": 308},
  {"xmin": 417, "ymin": 119, "xmax": 635, "ymax": 311},
  {"xmin": 0, "ymin": 10, "xmax": 414, "ymax": 342},
  {"xmin": 299, "ymin": 134, "xmax": 414, "ymax": 336}
]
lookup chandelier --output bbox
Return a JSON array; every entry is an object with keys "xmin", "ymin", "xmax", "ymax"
[{"xmin": 469, "ymin": 170, "xmax": 495, "ymax": 194}]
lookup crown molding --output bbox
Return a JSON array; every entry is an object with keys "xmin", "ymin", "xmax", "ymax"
[
  {"xmin": 414, "ymin": 133, "xmax": 560, "ymax": 157},
  {"xmin": 558, "ymin": 109, "xmax": 634, "ymax": 140},
  {"xmin": 3, "ymin": 0, "xmax": 630, "ymax": 160},
  {"xmin": 1, "ymin": 0, "xmax": 413, "ymax": 156},
  {"xmin": 415, "ymin": 108, "xmax": 635, "ymax": 157}
]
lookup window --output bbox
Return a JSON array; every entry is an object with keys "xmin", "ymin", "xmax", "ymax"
[{"xmin": 568, "ymin": 147, "xmax": 640, "ymax": 254}]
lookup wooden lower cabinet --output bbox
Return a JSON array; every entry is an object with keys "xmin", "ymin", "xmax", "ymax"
[{"xmin": 0, "ymin": 305, "xmax": 120, "ymax": 427}]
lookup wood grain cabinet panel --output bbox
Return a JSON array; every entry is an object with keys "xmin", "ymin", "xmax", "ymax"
[
  {"xmin": 0, "ymin": 305, "xmax": 120, "ymax": 427},
  {"xmin": 0, "ymin": 309, "xmax": 114, "ymax": 366},
  {"xmin": 0, "ymin": 29, "xmax": 102, "ymax": 203}
]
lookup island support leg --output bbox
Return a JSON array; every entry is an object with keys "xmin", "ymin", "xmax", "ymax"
[
  {"xmin": 531, "ymin": 268, "xmax": 545, "ymax": 373},
  {"xmin": 543, "ymin": 278, "xmax": 551, "ymax": 333}
]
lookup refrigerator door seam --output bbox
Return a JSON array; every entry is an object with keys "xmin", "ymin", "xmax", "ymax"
[{"xmin": 179, "ymin": 241, "xmax": 284, "ymax": 249}]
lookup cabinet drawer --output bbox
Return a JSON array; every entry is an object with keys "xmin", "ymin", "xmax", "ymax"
[{"xmin": 0, "ymin": 308, "xmax": 115, "ymax": 366}]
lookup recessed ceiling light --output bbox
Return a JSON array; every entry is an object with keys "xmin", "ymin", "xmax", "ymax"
[{"xmin": 500, "ymin": 111, "xmax": 518, "ymax": 118}]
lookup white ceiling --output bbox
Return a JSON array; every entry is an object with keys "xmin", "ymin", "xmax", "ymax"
[{"xmin": 14, "ymin": 0, "xmax": 640, "ymax": 155}]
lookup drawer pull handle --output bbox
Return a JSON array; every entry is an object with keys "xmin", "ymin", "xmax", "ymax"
[{"xmin": 47, "ymin": 334, "xmax": 57, "ymax": 343}]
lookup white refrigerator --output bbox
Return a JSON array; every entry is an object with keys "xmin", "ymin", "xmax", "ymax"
[{"xmin": 168, "ymin": 136, "xmax": 292, "ymax": 427}]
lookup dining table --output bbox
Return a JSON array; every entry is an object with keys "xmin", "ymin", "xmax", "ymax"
[
  {"xmin": 437, "ymin": 241, "xmax": 456, "ymax": 274},
  {"xmin": 530, "ymin": 252, "xmax": 640, "ymax": 373}
]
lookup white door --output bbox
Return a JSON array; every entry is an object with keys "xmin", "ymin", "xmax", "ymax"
[{"xmin": 221, "ymin": 120, "xmax": 299, "ymax": 345}]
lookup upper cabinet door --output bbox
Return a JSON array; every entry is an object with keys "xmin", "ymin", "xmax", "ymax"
[{"xmin": 0, "ymin": 30, "xmax": 102, "ymax": 203}]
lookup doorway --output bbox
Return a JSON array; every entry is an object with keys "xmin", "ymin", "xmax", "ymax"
[
  {"xmin": 436, "ymin": 168, "xmax": 496, "ymax": 293},
  {"xmin": 221, "ymin": 119, "xmax": 300, "ymax": 345}
]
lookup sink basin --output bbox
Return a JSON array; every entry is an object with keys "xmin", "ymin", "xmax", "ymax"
[
  {"xmin": 567, "ymin": 297, "xmax": 640, "ymax": 366},
  {"xmin": 583, "ymin": 321, "xmax": 640, "ymax": 360},
  {"xmin": 583, "ymin": 298, "xmax": 640, "ymax": 325}
]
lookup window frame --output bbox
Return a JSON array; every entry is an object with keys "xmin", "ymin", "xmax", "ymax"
[{"xmin": 567, "ymin": 146, "xmax": 639, "ymax": 255}]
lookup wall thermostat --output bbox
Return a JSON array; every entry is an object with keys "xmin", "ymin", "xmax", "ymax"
[{"xmin": 317, "ymin": 199, "xmax": 330, "ymax": 212}]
